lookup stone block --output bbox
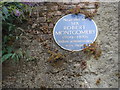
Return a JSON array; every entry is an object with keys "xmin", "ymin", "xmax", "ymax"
[{"xmin": 37, "ymin": 17, "xmax": 46, "ymax": 23}]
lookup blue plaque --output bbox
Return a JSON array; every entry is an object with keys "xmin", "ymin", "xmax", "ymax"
[{"xmin": 53, "ymin": 14, "xmax": 98, "ymax": 51}]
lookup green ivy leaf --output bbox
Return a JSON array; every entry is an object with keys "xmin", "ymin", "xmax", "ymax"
[
  {"xmin": 7, "ymin": 46, "xmax": 13, "ymax": 53},
  {"xmin": 1, "ymin": 53, "xmax": 13, "ymax": 63},
  {"xmin": 16, "ymin": 55, "xmax": 19, "ymax": 61},
  {"xmin": 18, "ymin": 49, "xmax": 23, "ymax": 58},
  {"xmin": 11, "ymin": 53, "xmax": 16, "ymax": 59},
  {"xmin": 2, "ymin": 6, "xmax": 9, "ymax": 18}
]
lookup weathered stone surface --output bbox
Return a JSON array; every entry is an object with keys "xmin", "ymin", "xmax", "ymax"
[
  {"xmin": 2, "ymin": 2, "xmax": 118, "ymax": 88},
  {"xmin": 32, "ymin": 23, "xmax": 37, "ymax": 29},
  {"xmin": 51, "ymin": 6, "xmax": 58, "ymax": 11},
  {"xmin": 37, "ymin": 17, "xmax": 46, "ymax": 22},
  {"xmin": 54, "ymin": 11, "xmax": 62, "ymax": 15},
  {"xmin": 49, "ymin": 23, "xmax": 54, "ymax": 28}
]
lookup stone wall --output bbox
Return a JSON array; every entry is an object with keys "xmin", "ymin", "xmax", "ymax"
[{"xmin": 2, "ymin": 2, "xmax": 119, "ymax": 88}]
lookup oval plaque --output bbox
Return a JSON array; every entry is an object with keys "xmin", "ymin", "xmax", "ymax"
[{"xmin": 53, "ymin": 14, "xmax": 98, "ymax": 51}]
